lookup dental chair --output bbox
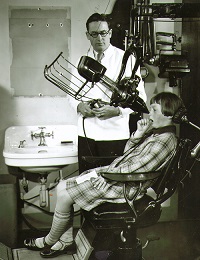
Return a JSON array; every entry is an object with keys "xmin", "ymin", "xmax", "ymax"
[{"xmin": 80, "ymin": 138, "xmax": 191, "ymax": 260}]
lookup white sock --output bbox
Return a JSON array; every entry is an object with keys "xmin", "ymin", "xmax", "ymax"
[
  {"xmin": 35, "ymin": 237, "xmax": 45, "ymax": 248},
  {"xmin": 45, "ymin": 209, "xmax": 71, "ymax": 245},
  {"xmin": 50, "ymin": 226, "xmax": 73, "ymax": 251},
  {"xmin": 50, "ymin": 239, "xmax": 72, "ymax": 251}
]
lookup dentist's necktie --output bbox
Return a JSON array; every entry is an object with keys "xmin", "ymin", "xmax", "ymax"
[{"xmin": 97, "ymin": 52, "xmax": 104, "ymax": 63}]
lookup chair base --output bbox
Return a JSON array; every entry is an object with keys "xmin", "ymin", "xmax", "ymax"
[
  {"xmin": 108, "ymin": 243, "xmax": 142, "ymax": 260},
  {"xmin": 89, "ymin": 245, "xmax": 142, "ymax": 260},
  {"xmin": 81, "ymin": 220, "xmax": 143, "ymax": 260},
  {"xmin": 81, "ymin": 196, "xmax": 161, "ymax": 259}
]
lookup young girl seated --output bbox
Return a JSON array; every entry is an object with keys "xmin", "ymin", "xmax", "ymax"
[{"xmin": 24, "ymin": 92, "xmax": 185, "ymax": 258}]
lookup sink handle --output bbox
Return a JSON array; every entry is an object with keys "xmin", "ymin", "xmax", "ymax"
[
  {"xmin": 45, "ymin": 131, "xmax": 54, "ymax": 138},
  {"xmin": 19, "ymin": 140, "xmax": 26, "ymax": 148},
  {"xmin": 31, "ymin": 131, "xmax": 34, "ymax": 140},
  {"xmin": 39, "ymin": 127, "xmax": 46, "ymax": 130}
]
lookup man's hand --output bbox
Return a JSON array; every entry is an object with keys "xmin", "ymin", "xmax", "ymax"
[
  {"xmin": 77, "ymin": 102, "xmax": 95, "ymax": 117},
  {"xmin": 92, "ymin": 105, "xmax": 120, "ymax": 120}
]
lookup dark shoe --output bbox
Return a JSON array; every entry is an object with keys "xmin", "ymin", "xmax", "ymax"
[
  {"xmin": 40, "ymin": 241, "xmax": 77, "ymax": 258},
  {"xmin": 24, "ymin": 237, "xmax": 50, "ymax": 251}
]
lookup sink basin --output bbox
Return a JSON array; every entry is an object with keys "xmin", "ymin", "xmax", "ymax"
[{"xmin": 3, "ymin": 125, "xmax": 78, "ymax": 173}]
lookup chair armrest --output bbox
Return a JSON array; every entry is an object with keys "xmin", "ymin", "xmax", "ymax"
[{"xmin": 101, "ymin": 171, "xmax": 161, "ymax": 182}]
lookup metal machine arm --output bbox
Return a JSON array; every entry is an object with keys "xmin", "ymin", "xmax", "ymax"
[{"xmin": 44, "ymin": 51, "xmax": 149, "ymax": 114}]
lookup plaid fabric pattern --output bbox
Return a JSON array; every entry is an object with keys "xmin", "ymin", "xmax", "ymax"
[
  {"xmin": 105, "ymin": 132, "xmax": 177, "ymax": 173},
  {"xmin": 66, "ymin": 128, "xmax": 177, "ymax": 211},
  {"xmin": 66, "ymin": 176, "xmax": 128, "ymax": 211}
]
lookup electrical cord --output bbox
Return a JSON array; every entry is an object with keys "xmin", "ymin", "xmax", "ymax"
[
  {"xmin": 20, "ymin": 167, "xmax": 81, "ymax": 232},
  {"xmin": 63, "ymin": 168, "xmax": 79, "ymax": 179},
  {"xmin": 21, "ymin": 204, "xmax": 80, "ymax": 232},
  {"xmin": 22, "ymin": 213, "xmax": 48, "ymax": 232},
  {"xmin": 82, "ymin": 116, "xmax": 94, "ymax": 157},
  {"xmin": 23, "ymin": 199, "xmax": 53, "ymax": 215},
  {"xmin": 23, "ymin": 168, "xmax": 79, "ymax": 201},
  {"xmin": 21, "ymin": 167, "xmax": 80, "ymax": 210},
  {"xmin": 21, "ymin": 199, "xmax": 81, "ymax": 232},
  {"xmin": 22, "ymin": 199, "xmax": 80, "ymax": 216}
]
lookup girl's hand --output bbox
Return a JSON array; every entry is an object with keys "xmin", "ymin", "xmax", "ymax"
[
  {"xmin": 137, "ymin": 118, "xmax": 152, "ymax": 132},
  {"xmin": 134, "ymin": 118, "xmax": 153, "ymax": 138},
  {"xmin": 91, "ymin": 176, "xmax": 107, "ymax": 190}
]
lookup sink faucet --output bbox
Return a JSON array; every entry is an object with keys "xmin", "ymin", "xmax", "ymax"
[{"xmin": 31, "ymin": 127, "xmax": 54, "ymax": 146}]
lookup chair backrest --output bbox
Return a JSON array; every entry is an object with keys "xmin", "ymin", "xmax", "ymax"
[{"xmin": 153, "ymin": 138, "xmax": 192, "ymax": 205}]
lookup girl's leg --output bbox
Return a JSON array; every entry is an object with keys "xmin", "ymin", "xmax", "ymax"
[
  {"xmin": 48, "ymin": 223, "xmax": 74, "ymax": 250},
  {"xmin": 34, "ymin": 189, "xmax": 75, "ymax": 248}
]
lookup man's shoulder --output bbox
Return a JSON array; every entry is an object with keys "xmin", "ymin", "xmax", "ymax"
[
  {"xmin": 109, "ymin": 44, "xmax": 124, "ymax": 55},
  {"xmin": 110, "ymin": 44, "xmax": 125, "ymax": 54}
]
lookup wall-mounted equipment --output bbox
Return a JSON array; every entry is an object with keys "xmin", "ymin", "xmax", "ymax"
[{"xmin": 158, "ymin": 51, "xmax": 190, "ymax": 87}]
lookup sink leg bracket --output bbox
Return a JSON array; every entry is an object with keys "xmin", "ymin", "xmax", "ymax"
[{"xmin": 39, "ymin": 175, "xmax": 48, "ymax": 208}]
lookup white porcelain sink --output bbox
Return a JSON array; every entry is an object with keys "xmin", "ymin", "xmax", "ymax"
[{"xmin": 3, "ymin": 125, "xmax": 78, "ymax": 173}]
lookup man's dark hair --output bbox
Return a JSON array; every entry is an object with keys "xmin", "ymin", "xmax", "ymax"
[
  {"xmin": 150, "ymin": 92, "xmax": 185, "ymax": 117},
  {"xmin": 86, "ymin": 13, "xmax": 110, "ymax": 31}
]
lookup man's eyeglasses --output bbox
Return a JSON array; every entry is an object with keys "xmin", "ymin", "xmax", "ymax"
[{"xmin": 88, "ymin": 30, "xmax": 110, "ymax": 38}]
